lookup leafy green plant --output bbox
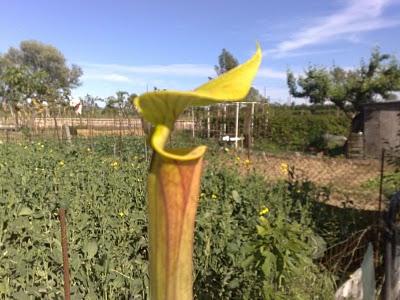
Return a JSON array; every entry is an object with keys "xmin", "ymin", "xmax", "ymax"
[
  {"xmin": 194, "ymin": 163, "xmax": 335, "ymax": 299},
  {"xmin": 261, "ymin": 107, "xmax": 349, "ymax": 152},
  {"xmin": 0, "ymin": 138, "xmax": 338, "ymax": 299}
]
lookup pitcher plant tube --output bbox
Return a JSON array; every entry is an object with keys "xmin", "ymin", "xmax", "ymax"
[{"xmin": 134, "ymin": 44, "xmax": 262, "ymax": 300}]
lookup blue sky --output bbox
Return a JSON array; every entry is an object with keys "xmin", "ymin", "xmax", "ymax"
[{"xmin": 1, "ymin": 0, "xmax": 400, "ymax": 103}]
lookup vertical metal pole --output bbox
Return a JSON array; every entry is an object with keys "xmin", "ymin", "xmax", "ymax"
[
  {"xmin": 235, "ymin": 102, "xmax": 239, "ymax": 149},
  {"xmin": 223, "ymin": 105, "xmax": 227, "ymax": 135},
  {"xmin": 251, "ymin": 102, "xmax": 255, "ymax": 148},
  {"xmin": 207, "ymin": 106, "xmax": 210, "ymax": 138},
  {"xmin": 191, "ymin": 108, "xmax": 195, "ymax": 139},
  {"xmin": 383, "ymin": 192, "xmax": 400, "ymax": 299}
]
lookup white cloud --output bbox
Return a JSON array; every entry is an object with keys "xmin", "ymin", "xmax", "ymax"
[
  {"xmin": 266, "ymin": 87, "xmax": 290, "ymax": 101},
  {"xmin": 268, "ymin": 0, "xmax": 400, "ymax": 56},
  {"xmin": 265, "ymin": 48, "xmax": 346, "ymax": 59},
  {"xmin": 257, "ymin": 68, "xmax": 287, "ymax": 79},
  {"xmin": 83, "ymin": 73, "xmax": 131, "ymax": 82},
  {"xmin": 82, "ymin": 63, "xmax": 214, "ymax": 77},
  {"xmin": 81, "ymin": 62, "xmax": 288, "ymax": 81}
]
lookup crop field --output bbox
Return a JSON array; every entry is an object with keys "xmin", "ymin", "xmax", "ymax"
[{"xmin": 0, "ymin": 137, "xmax": 381, "ymax": 299}]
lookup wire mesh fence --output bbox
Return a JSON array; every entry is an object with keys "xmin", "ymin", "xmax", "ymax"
[{"xmin": 0, "ymin": 104, "xmax": 396, "ymax": 208}]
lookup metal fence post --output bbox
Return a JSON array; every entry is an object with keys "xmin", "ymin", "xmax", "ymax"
[
  {"xmin": 383, "ymin": 191, "xmax": 400, "ymax": 299},
  {"xmin": 235, "ymin": 102, "xmax": 239, "ymax": 149}
]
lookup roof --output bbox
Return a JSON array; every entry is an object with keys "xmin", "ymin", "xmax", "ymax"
[{"xmin": 363, "ymin": 101, "xmax": 400, "ymax": 111}]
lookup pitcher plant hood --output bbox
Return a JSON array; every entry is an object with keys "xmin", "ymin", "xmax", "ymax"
[{"xmin": 134, "ymin": 44, "xmax": 262, "ymax": 160}]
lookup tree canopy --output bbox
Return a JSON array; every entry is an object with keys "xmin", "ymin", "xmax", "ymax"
[
  {"xmin": 0, "ymin": 40, "xmax": 82, "ymax": 108},
  {"xmin": 105, "ymin": 91, "xmax": 137, "ymax": 115},
  {"xmin": 214, "ymin": 48, "xmax": 239, "ymax": 75},
  {"xmin": 287, "ymin": 48, "xmax": 400, "ymax": 116}
]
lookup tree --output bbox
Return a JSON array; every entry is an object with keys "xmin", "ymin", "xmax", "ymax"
[
  {"xmin": 80, "ymin": 94, "xmax": 103, "ymax": 115},
  {"xmin": 106, "ymin": 91, "xmax": 129, "ymax": 111},
  {"xmin": 105, "ymin": 91, "xmax": 137, "ymax": 117},
  {"xmin": 214, "ymin": 48, "xmax": 239, "ymax": 75},
  {"xmin": 0, "ymin": 40, "xmax": 82, "ymax": 107},
  {"xmin": 287, "ymin": 48, "xmax": 400, "ymax": 118}
]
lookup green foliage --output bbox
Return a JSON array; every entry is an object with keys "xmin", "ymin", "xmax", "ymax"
[
  {"xmin": 0, "ymin": 40, "xmax": 82, "ymax": 106},
  {"xmin": 288, "ymin": 48, "xmax": 400, "ymax": 114},
  {"xmin": 0, "ymin": 139, "xmax": 148, "ymax": 299},
  {"xmin": 286, "ymin": 171, "xmax": 376, "ymax": 247},
  {"xmin": 255, "ymin": 106, "xmax": 350, "ymax": 152},
  {"xmin": 215, "ymin": 48, "xmax": 239, "ymax": 75},
  {"xmin": 363, "ymin": 171, "xmax": 400, "ymax": 199},
  {"xmin": 0, "ymin": 138, "xmax": 336, "ymax": 299},
  {"xmin": 253, "ymin": 213, "xmax": 334, "ymax": 300},
  {"xmin": 194, "ymin": 163, "xmax": 335, "ymax": 299},
  {"xmin": 288, "ymin": 67, "xmax": 331, "ymax": 105}
]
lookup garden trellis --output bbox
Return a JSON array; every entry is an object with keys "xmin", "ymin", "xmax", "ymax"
[{"xmin": 183, "ymin": 101, "xmax": 268, "ymax": 149}]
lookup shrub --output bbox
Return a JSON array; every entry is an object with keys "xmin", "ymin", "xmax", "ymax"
[{"xmin": 255, "ymin": 106, "xmax": 350, "ymax": 152}]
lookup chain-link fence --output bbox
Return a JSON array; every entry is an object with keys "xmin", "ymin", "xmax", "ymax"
[{"xmin": 0, "ymin": 105, "xmax": 395, "ymax": 208}]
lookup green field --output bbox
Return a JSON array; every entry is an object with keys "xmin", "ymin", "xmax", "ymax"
[{"xmin": 1, "ymin": 137, "xmax": 378, "ymax": 299}]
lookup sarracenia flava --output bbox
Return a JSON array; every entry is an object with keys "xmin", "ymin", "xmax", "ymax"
[{"xmin": 134, "ymin": 44, "xmax": 262, "ymax": 300}]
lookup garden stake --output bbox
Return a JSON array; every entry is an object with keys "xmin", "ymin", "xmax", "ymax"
[
  {"xmin": 134, "ymin": 44, "xmax": 261, "ymax": 300},
  {"xmin": 59, "ymin": 208, "xmax": 71, "ymax": 300}
]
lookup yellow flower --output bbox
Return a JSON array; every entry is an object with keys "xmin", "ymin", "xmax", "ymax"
[
  {"xmin": 280, "ymin": 162, "xmax": 289, "ymax": 175},
  {"xmin": 87, "ymin": 148, "xmax": 91, "ymax": 152},
  {"xmin": 111, "ymin": 161, "xmax": 119, "ymax": 169},
  {"xmin": 259, "ymin": 207, "xmax": 269, "ymax": 216},
  {"xmin": 236, "ymin": 156, "xmax": 241, "ymax": 161},
  {"xmin": 58, "ymin": 160, "xmax": 65, "ymax": 166},
  {"xmin": 134, "ymin": 44, "xmax": 262, "ymax": 300},
  {"xmin": 41, "ymin": 144, "xmax": 44, "ymax": 148},
  {"xmin": 118, "ymin": 211, "xmax": 125, "ymax": 217},
  {"xmin": 224, "ymin": 147, "xmax": 229, "ymax": 152},
  {"xmin": 211, "ymin": 194, "xmax": 218, "ymax": 200}
]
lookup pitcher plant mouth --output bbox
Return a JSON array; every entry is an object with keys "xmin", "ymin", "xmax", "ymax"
[{"xmin": 133, "ymin": 44, "xmax": 262, "ymax": 300}]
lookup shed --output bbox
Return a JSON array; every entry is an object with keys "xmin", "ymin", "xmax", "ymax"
[{"xmin": 363, "ymin": 101, "xmax": 400, "ymax": 158}]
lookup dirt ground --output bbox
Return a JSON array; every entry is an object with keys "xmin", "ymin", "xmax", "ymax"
[{"xmin": 241, "ymin": 151, "xmax": 385, "ymax": 211}]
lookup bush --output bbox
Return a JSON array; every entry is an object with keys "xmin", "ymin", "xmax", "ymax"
[
  {"xmin": 255, "ymin": 106, "xmax": 350, "ymax": 152},
  {"xmin": 194, "ymin": 161, "xmax": 335, "ymax": 299}
]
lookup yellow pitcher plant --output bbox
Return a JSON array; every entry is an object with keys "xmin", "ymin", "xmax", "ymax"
[{"xmin": 134, "ymin": 44, "xmax": 262, "ymax": 300}]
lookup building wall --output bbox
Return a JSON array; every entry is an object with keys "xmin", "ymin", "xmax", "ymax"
[{"xmin": 364, "ymin": 102, "xmax": 400, "ymax": 158}]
